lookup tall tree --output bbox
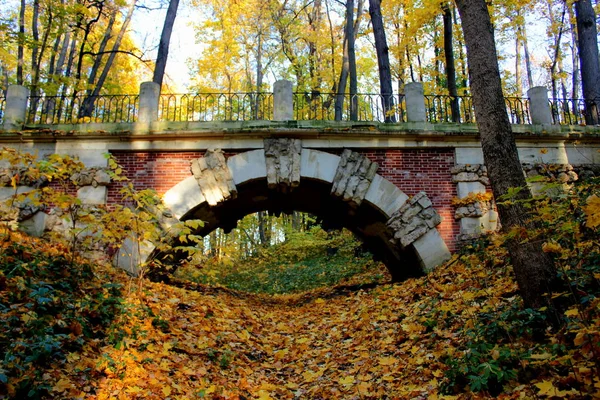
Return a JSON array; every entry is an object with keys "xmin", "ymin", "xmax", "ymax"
[
  {"xmin": 153, "ymin": 0, "xmax": 180, "ymax": 89},
  {"xmin": 574, "ymin": 0, "xmax": 600, "ymax": 125},
  {"xmin": 442, "ymin": 2, "xmax": 459, "ymax": 122},
  {"xmin": 369, "ymin": 0, "xmax": 395, "ymax": 122},
  {"xmin": 454, "ymin": 0, "xmax": 561, "ymax": 312}
]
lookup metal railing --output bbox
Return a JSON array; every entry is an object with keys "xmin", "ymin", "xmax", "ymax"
[
  {"xmin": 26, "ymin": 94, "xmax": 139, "ymax": 124},
  {"xmin": 10, "ymin": 91, "xmax": 593, "ymax": 126},
  {"xmin": 424, "ymin": 95, "xmax": 531, "ymax": 124},
  {"xmin": 549, "ymin": 98, "xmax": 586, "ymax": 125},
  {"xmin": 425, "ymin": 95, "xmax": 475, "ymax": 123},
  {"xmin": 158, "ymin": 93, "xmax": 273, "ymax": 122},
  {"xmin": 293, "ymin": 92, "xmax": 406, "ymax": 122}
]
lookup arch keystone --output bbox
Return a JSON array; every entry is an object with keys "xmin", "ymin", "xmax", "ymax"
[
  {"xmin": 331, "ymin": 149, "xmax": 378, "ymax": 207},
  {"xmin": 191, "ymin": 149, "xmax": 237, "ymax": 206},
  {"xmin": 264, "ymin": 138, "xmax": 302, "ymax": 191}
]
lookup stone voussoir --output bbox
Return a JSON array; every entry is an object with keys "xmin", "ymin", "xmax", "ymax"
[
  {"xmin": 386, "ymin": 191, "xmax": 442, "ymax": 248},
  {"xmin": 191, "ymin": 149, "xmax": 237, "ymax": 206},
  {"xmin": 331, "ymin": 149, "xmax": 378, "ymax": 207},
  {"xmin": 264, "ymin": 138, "xmax": 302, "ymax": 191}
]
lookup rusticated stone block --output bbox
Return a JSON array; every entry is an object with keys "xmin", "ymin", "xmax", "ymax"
[
  {"xmin": 71, "ymin": 168, "xmax": 112, "ymax": 187},
  {"xmin": 386, "ymin": 191, "xmax": 442, "ymax": 248},
  {"xmin": 191, "ymin": 149, "xmax": 237, "ymax": 206},
  {"xmin": 264, "ymin": 138, "xmax": 301, "ymax": 191},
  {"xmin": 451, "ymin": 164, "xmax": 489, "ymax": 185},
  {"xmin": 331, "ymin": 149, "xmax": 378, "ymax": 207}
]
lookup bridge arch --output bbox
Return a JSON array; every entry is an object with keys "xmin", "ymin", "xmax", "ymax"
[{"xmin": 116, "ymin": 144, "xmax": 451, "ymax": 280}]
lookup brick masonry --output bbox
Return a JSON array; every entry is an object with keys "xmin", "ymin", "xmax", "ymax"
[{"xmin": 107, "ymin": 149, "xmax": 458, "ymax": 252}]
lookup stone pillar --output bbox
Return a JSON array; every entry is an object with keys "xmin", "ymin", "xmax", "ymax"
[
  {"xmin": 527, "ymin": 86, "xmax": 553, "ymax": 125},
  {"xmin": 273, "ymin": 80, "xmax": 293, "ymax": 121},
  {"xmin": 405, "ymin": 82, "xmax": 426, "ymax": 123},
  {"xmin": 2, "ymin": 85, "xmax": 30, "ymax": 131},
  {"xmin": 138, "ymin": 82, "xmax": 160, "ymax": 123}
]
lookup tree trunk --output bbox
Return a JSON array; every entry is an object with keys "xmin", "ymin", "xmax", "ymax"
[
  {"xmin": 575, "ymin": 0, "xmax": 600, "ymax": 125},
  {"xmin": 369, "ymin": 0, "xmax": 395, "ymax": 122},
  {"xmin": 521, "ymin": 24, "xmax": 534, "ymax": 89},
  {"xmin": 17, "ymin": 0, "xmax": 25, "ymax": 85},
  {"xmin": 153, "ymin": 0, "xmax": 180, "ymax": 89},
  {"xmin": 347, "ymin": 0, "xmax": 358, "ymax": 121},
  {"xmin": 79, "ymin": 0, "xmax": 137, "ymax": 118},
  {"xmin": 454, "ymin": 0, "xmax": 561, "ymax": 314},
  {"xmin": 568, "ymin": 4, "xmax": 580, "ymax": 115},
  {"xmin": 334, "ymin": 1, "xmax": 352, "ymax": 121},
  {"xmin": 442, "ymin": 2, "xmax": 459, "ymax": 122}
]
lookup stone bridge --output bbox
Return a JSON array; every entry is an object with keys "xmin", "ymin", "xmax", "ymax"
[{"xmin": 1, "ymin": 80, "xmax": 600, "ymax": 279}]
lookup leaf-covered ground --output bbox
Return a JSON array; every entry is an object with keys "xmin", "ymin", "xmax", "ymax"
[
  {"xmin": 2, "ymin": 179, "xmax": 600, "ymax": 399},
  {"xmin": 10, "ymin": 247, "xmax": 593, "ymax": 400}
]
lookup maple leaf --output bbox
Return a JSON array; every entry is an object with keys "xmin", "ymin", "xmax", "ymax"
[{"xmin": 583, "ymin": 194, "xmax": 600, "ymax": 229}]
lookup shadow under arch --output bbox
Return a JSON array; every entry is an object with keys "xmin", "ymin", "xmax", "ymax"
[{"xmin": 147, "ymin": 148, "xmax": 451, "ymax": 281}]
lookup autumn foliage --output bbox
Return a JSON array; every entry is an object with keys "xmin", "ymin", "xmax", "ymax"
[{"xmin": 0, "ymin": 153, "xmax": 599, "ymax": 398}]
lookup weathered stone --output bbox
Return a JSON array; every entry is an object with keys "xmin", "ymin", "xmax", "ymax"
[
  {"xmin": 93, "ymin": 169, "xmax": 112, "ymax": 186},
  {"xmin": 331, "ymin": 149, "xmax": 378, "ymax": 207},
  {"xmin": 386, "ymin": 191, "xmax": 442, "ymax": 248},
  {"xmin": 72, "ymin": 169, "xmax": 95, "ymax": 186},
  {"xmin": 479, "ymin": 176, "xmax": 490, "ymax": 186},
  {"xmin": 19, "ymin": 211, "xmax": 47, "ymax": 237},
  {"xmin": 452, "ymin": 171, "xmax": 480, "ymax": 182},
  {"xmin": 77, "ymin": 186, "xmax": 106, "ymax": 205},
  {"xmin": 264, "ymin": 138, "xmax": 302, "ymax": 191},
  {"xmin": 191, "ymin": 149, "xmax": 237, "ymax": 206}
]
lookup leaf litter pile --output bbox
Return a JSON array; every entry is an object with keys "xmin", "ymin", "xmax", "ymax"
[{"xmin": 2, "ymin": 231, "xmax": 599, "ymax": 399}]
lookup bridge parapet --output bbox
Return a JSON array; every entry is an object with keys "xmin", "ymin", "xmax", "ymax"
[{"xmin": 0, "ymin": 80, "xmax": 591, "ymax": 131}]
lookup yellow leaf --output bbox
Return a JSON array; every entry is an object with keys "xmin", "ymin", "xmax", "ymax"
[
  {"xmin": 126, "ymin": 386, "xmax": 144, "ymax": 394},
  {"xmin": 530, "ymin": 352, "xmax": 552, "ymax": 360},
  {"xmin": 162, "ymin": 386, "xmax": 172, "ymax": 397},
  {"xmin": 205, "ymin": 385, "xmax": 216, "ymax": 394},
  {"xmin": 53, "ymin": 378, "xmax": 73, "ymax": 393},
  {"xmin": 564, "ymin": 308, "xmax": 579, "ymax": 317},
  {"xmin": 379, "ymin": 356, "xmax": 399, "ymax": 366},
  {"xmin": 315, "ymin": 298, "xmax": 325, "ymax": 304},
  {"xmin": 583, "ymin": 194, "xmax": 600, "ymax": 229},
  {"xmin": 535, "ymin": 380, "xmax": 558, "ymax": 396},
  {"xmin": 339, "ymin": 375, "xmax": 355, "ymax": 385}
]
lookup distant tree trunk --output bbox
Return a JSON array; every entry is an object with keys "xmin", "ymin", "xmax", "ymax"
[
  {"xmin": 515, "ymin": 35, "xmax": 522, "ymax": 95},
  {"xmin": 575, "ymin": 0, "xmax": 600, "ymax": 125},
  {"xmin": 153, "ymin": 0, "xmax": 180, "ymax": 89},
  {"xmin": 334, "ymin": 36, "xmax": 349, "ymax": 121},
  {"xmin": 258, "ymin": 211, "xmax": 268, "ymax": 246},
  {"xmin": 454, "ymin": 0, "xmax": 561, "ymax": 313},
  {"xmin": 521, "ymin": 24, "xmax": 534, "ymax": 89},
  {"xmin": 347, "ymin": 0, "xmax": 358, "ymax": 121},
  {"xmin": 369, "ymin": 0, "xmax": 395, "ymax": 122},
  {"xmin": 567, "ymin": 5, "xmax": 580, "ymax": 115},
  {"xmin": 17, "ymin": 0, "xmax": 25, "ymax": 85},
  {"xmin": 335, "ymin": 0, "xmax": 356, "ymax": 121},
  {"xmin": 79, "ymin": 0, "xmax": 137, "ymax": 118},
  {"xmin": 442, "ymin": 2, "xmax": 459, "ymax": 122},
  {"xmin": 86, "ymin": 10, "xmax": 117, "ymax": 90}
]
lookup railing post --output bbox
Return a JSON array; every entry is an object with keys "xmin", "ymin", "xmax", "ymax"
[
  {"xmin": 405, "ymin": 82, "xmax": 426, "ymax": 122},
  {"xmin": 273, "ymin": 80, "xmax": 293, "ymax": 121},
  {"xmin": 527, "ymin": 86, "xmax": 553, "ymax": 125},
  {"xmin": 2, "ymin": 85, "xmax": 30, "ymax": 132},
  {"xmin": 138, "ymin": 82, "xmax": 160, "ymax": 123}
]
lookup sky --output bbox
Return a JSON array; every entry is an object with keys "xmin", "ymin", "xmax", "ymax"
[{"xmin": 131, "ymin": 1, "xmax": 202, "ymax": 91}]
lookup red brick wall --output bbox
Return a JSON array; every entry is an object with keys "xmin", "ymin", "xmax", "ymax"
[
  {"xmin": 107, "ymin": 149, "xmax": 458, "ymax": 251},
  {"xmin": 358, "ymin": 149, "xmax": 458, "ymax": 252}
]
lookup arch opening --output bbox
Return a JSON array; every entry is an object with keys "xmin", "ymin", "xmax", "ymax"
[{"xmin": 175, "ymin": 177, "xmax": 422, "ymax": 281}]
